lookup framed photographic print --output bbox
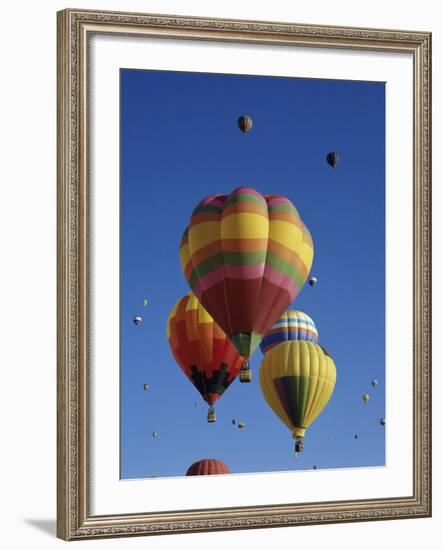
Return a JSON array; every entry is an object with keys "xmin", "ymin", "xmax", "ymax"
[{"xmin": 57, "ymin": 8, "xmax": 431, "ymax": 540}]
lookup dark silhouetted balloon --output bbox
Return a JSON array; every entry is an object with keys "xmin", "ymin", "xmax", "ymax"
[
  {"xmin": 380, "ymin": 417, "xmax": 386, "ymax": 426},
  {"xmin": 133, "ymin": 315, "xmax": 142, "ymax": 326},
  {"xmin": 237, "ymin": 115, "xmax": 253, "ymax": 133},
  {"xmin": 308, "ymin": 277, "xmax": 317, "ymax": 287},
  {"xmin": 326, "ymin": 152, "xmax": 339, "ymax": 168},
  {"xmin": 186, "ymin": 458, "xmax": 230, "ymax": 476}
]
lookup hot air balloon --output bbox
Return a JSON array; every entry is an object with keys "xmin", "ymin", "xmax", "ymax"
[
  {"xmin": 380, "ymin": 417, "xmax": 386, "ymax": 426},
  {"xmin": 354, "ymin": 433, "xmax": 359, "ymax": 440},
  {"xmin": 237, "ymin": 115, "xmax": 253, "ymax": 133},
  {"xmin": 231, "ymin": 419, "xmax": 236, "ymax": 425},
  {"xmin": 308, "ymin": 277, "xmax": 317, "ymax": 287},
  {"xmin": 167, "ymin": 292, "xmax": 243, "ymax": 422},
  {"xmin": 186, "ymin": 458, "xmax": 231, "ymax": 476},
  {"xmin": 143, "ymin": 299, "xmax": 148, "ymax": 306},
  {"xmin": 180, "ymin": 187, "xmax": 314, "ymax": 381},
  {"xmin": 260, "ymin": 310, "xmax": 319, "ymax": 354},
  {"xmin": 362, "ymin": 394, "xmax": 370, "ymax": 403},
  {"xmin": 237, "ymin": 422, "xmax": 245, "ymax": 430},
  {"xmin": 133, "ymin": 315, "xmax": 142, "ymax": 326},
  {"xmin": 260, "ymin": 341, "xmax": 336, "ymax": 453},
  {"xmin": 152, "ymin": 431, "xmax": 157, "ymax": 438},
  {"xmin": 143, "ymin": 384, "xmax": 149, "ymax": 390},
  {"xmin": 371, "ymin": 379, "xmax": 378, "ymax": 388},
  {"xmin": 326, "ymin": 152, "xmax": 339, "ymax": 168}
]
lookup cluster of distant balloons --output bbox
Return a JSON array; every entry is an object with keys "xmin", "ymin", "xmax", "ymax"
[
  {"xmin": 131, "ymin": 115, "xmax": 382, "ymax": 476},
  {"xmin": 361, "ymin": 380, "xmax": 386, "ymax": 429}
]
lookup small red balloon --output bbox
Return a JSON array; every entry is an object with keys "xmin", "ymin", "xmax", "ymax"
[{"xmin": 186, "ymin": 458, "xmax": 231, "ymax": 476}]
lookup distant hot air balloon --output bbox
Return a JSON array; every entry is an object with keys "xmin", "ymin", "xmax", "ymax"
[
  {"xmin": 133, "ymin": 315, "xmax": 143, "ymax": 326},
  {"xmin": 186, "ymin": 458, "xmax": 231, "ymax": 476},
  {"xmin": 143, "ymin": 299, "xmax": 148, "ymax": 306},
  {"xmin": 354, "ymin": 433, "xmax": 359, "ymax": 440},
  {"xmin": 260, "ymin": 310, "xmax": 319, "ymax": 354},
  {"xmin": 143, "ymin": 384, "xmax": 149, "ymax": 390},
  {"xmin": 308, "ymin": 277, "xmax": 317, "ymax": 287},
  {"xmin": 371, "ymin": 379, "xmax": 379, "ymax": 388},
  {"xmin": 237, "ymin": 422, "xmax": 245, "ymax": 430},
  {"xmin": 152, "ymin": 431, "xmax": 157, "ymax": 438},
  {"xmin": 380, "ymin": 417, "xmax": 386, "ymax": 426},
  {"xmin": 167, "ymin": 292, "xmax": 243, "ymax": 422},
  {"xmin": 260, "ymin": 341, "xmax": 336, "ymax": 453},
  {"xmin": 180, "ymin": 187, "xmax": 314, "ymax": 381},
  {"xmin": 326, "ymin": 152, "xmax": 339, "ymax": 168},
  {"xmin": 362, "ymin": 394, "xmax": 370, "ymax": 403},
  {"xmin": 237, "ymin": 115, "xmax": 253, "ymax": 133},
  {"xmin": 231, "ymin": 419, "xmax": 236, "ymax": 425},
  {"xmin": 313, "ymin": 465, "xmax": 318, "ymax": 470}
]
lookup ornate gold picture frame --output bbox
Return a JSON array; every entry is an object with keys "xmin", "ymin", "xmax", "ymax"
[{"xmin": 57, "ymin": 8, "xmax": 431, "ymax": 540}]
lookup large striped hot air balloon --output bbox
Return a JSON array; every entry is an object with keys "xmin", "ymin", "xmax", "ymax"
[
  {"xmin": 260, "ymin": 310, "xmax": 319, "ymax": 354},
  {"xmin": 186, "ymin": 458, "xmax": 231, "ymax": 476},
  {"xmin": 180, "ymin": 187, "xmax": 314, "ymax": 381},
  {"xmin": 260, "ymin": 341, "xmax": 336, "ymax": 452},
  {"xmin": 167, "ymin": 292, "xmax": 243, "ymax": 422}
]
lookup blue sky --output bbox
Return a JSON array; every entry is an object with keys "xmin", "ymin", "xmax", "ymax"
[{"xmin": 120, "ymin": 68, "xmax": 385, "ymax": 479}]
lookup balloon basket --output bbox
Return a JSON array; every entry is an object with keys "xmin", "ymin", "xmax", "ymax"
[
  {"xmin": 295, "ymin": 438, "xmax": 304, "ymax": 453},
  {"xmin": 239, "ymin": 367, "xmax": 252, "ymax": 383},
  {"xmin": 207, "ymin": 406, "xmax": 216, "ymax": 423}
]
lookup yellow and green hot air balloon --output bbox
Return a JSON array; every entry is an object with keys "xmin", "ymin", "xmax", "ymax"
[{"xmin": 260, "ymin": 341, "xmax": 336, "ymax": 452}]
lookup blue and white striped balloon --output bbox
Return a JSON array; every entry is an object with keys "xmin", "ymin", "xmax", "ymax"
[{"xmin": 260, "ymin": 310, "xmax": 319, "ymax": 354}]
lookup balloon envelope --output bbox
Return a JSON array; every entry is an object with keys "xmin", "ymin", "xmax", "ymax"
[
  {"xmin": 260, "ymin": 310, "xmax": 319, "ymax": 353},
  {"xmin": 186, "ymin": 458, "xmax": 230, "ymax": 476},
  {"xmin": 237, "ymin": 115, "xmax": 253, "ymax": 133},
  {"xmin": 326, "ymin": 152, "xmax": 339, "ymax": 167},
  {"xmin": 167, "ymin": 292, "xmax": 243, "ymax": 407},
  {"xmin": 260, "ymin": 341, "xmax": 336, "ymax": 442},
  {"xmin": 180, "ymin": 187, "xmax": 314, "ymax": 358}
]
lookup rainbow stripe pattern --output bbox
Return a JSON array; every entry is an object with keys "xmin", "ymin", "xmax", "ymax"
[{"xmin": 180, "ymin": 187, "xmax": 314, "ymax": 358}]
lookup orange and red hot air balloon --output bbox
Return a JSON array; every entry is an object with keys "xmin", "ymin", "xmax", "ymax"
[
  {"xmin": 167, "ymin": 292, "xmax": 243, "ymax": 422},
  {"xmin": 180, "ymin": 187, "xmax": 314, "ymax": 381},
  {"xmin": 186, "ymin": 458, "xmax": 231, "ymax": 476}
]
